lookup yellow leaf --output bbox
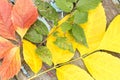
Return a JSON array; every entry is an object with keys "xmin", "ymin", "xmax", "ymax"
[
  {"xmin": 47, "ymin": 15, "xmax": 76, "ymax": 65},
  {"xmin": 47, "ymin": 28, "xmax": 75, "ymax": 65},
  {"xmin": 22, "ymin": 39, "xmax": 42, "ymax": 73},
  {"xmin": 76, "ymin": 3, "xmax": 106, "ymax": 55},
  {"xmin": 47, "ymin": 3, "xmax": 106, "ymax": 65},
  {"xmin": 56, "ymin": 64, "xmax": 94, "ymax": 80},
  {"xmin": 16, "ymin": 27, "xmax": 28, "ymax": 38},
  {"xmin": 84, "ymin": 52, "xmax": 120, "ymax": 80},
  {"xmin": 99, "ymin": 15, "xmax": 120, "ymax": 53}
]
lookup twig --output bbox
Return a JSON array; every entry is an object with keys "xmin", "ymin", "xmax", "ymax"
[
  {"xmin": 39, "ymin": 25, "xmax": 61, "ymax": 46},
  {"xmin": 42, "ymin": 65, "xmax": 54, "ymax": 77},
  {"xmin": 28, "ymin": 50, "xmax": 97, "ymax": 80},
  {"xmin": 28, "ymin": 66, "xmax": 56, "ymax": 80}
]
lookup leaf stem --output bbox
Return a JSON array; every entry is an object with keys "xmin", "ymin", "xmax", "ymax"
[
  {"xmin": 42, "ymin": 65, "xmax": 54, "ymax": 77},
  {"xmin": 28, "ymin": 58, "xmax": 81, "ymax": 80},
  {"xmin": 28, "ymin": 51, "xmax": 96, "ymax": 80},
  {"xmin": 28, "ymin": 66, "xmax": 56, "ymax": 80},
  {"xmin": 39, "ymin": 13, "xmax": 73, "ymax": 46},
  {"xmin": 39, "ymin": 26, "xmax": 60, "ymax": 46},
  {"xmin": 59, "ymin": 51, "xmax": 99, "ymax": 66}
]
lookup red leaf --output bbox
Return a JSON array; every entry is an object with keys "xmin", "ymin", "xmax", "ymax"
[
  {"xmin": 12, "ymin": 0, "xmax": 38, "ymax": 37},
  {"xmin": 0, "ymin": 36, "xmax": 14, "ymax": 59},
  {"xmin": 0, "ymin": 37, "xmax": 20, "ymax": 79},
  {"xmin": 0, "ymin": 0, "xmax": 38, "ymax": 79},
  {"xmin": 0, "ymin": 0, "xmax": 16, "ymax": 40},
  {"xmin": 0, "ymin": 47, "xmax": 21, "ymax": 80}
]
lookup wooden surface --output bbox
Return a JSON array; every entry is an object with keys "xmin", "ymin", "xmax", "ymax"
[
  {"xmin": 11, "ymin": 0, "xmax": 120, "ymax": 80},
  {"xmin": 103, "ymin": 0, "xmax": 120, "ymax": 26}
]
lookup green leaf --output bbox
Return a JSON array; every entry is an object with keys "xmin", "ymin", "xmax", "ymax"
[
  {"xmin": 33, "ymin": 20, "xmax": 49, "ymax": 36},
  {"xmin": 61, "ymin": 22, "xmax": 72, "ymax": 32},
  {"xmin": 24, "ymin": 28, "xmax": 43, "ymax": 43},
  {"xmin": 55, "ymin": 0, "xmax": 73, "ymax": 12},
  {"xmin": 36, "ymin": 46, "xmax": 52, "ymax": 66},
  {"xmin": 72, "ymin": 24, "xmax": 88, "ymax": 47},
  {"xmin": 77, "ymin": 0, "xmax": 101, "ymax": 11},
  {"xmin": 54, "ymin": 37, "xmax": 74, "ymax": 53},
  {"xmin": 24, "ymin": 20, "xmax": 49, "ymax": 43},
  {"xmin": 53, "ymin": 31, "xmax": 59, "ymax": 37},
  {"xmin": 35, "ymin": 0, "xmax": 59, "ymax": 24},
  {"xmin": 74, "ymin": 10, "xmax": 88, "ymax": 24},
  {"xmin": 66, "ymin": 0, "xmax": 77, "ymax": 3}
]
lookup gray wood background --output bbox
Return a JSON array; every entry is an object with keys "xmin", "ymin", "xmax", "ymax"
[{"xmin": 10, "ymin": 0, "xmax": 120, "ymax": 80}]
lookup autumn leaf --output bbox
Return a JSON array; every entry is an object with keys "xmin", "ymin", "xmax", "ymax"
[
  {"xmin": 0, "ymin": 37, "xmax": 19, "ymax": 79},
  {"xmin": 0, "ymin": 0, "xmax": 16, "ymax": 40},
  {"xmin": 47, "ymin": 17, "xmax": 77, "ymax": 65},
  {"xmin": 54, "ymin": 3, "xmax": 120, "ymax": 80},
  {"xmin": 72, "ymin": 24, "xmax": 88, "ymax": 47},
  {"xmin": 47, "ymin": 31, "xmax": 74, "ymax": 65},
  {"xmin": 76, "ymin": 3, "xmax": 106, "ymax": 55},
  {"xmin": 54, "ymin": 37, "xmax": 74, "ymax": 53},
  {"xmin": 99, "ymin": 15, "xmax": 120, "ymax": 53},
  {"xmin": 56, "ymin": 64, "xmax": 94, "ymax": 80},
  {"xmin": 47, "ymin": 3, "xmax": 105, "ymax": 65},
  {"xmin": 76, "ymin": 4, "xmax": 120, "ymax": 80},
  {"xmin": 35, "ymin": 0, "xmax": 59, "ymax": 24},
  {"xmin": 0, "ymin": 0, "xmax": 39, "ymax": 79},
  {"xmin": 23, "ymin": 39, "xmax": 42, "ymax": 73},
  {"xmin": 45, "ymin": 2, "xmax": 120, "ymax": 80},
  {"xmin": 36, "ymin": 46, "xmax": 52, "ymax": 66},
  {"xmin": 0, "ymin": 36, "xmax": 15, "ymax": 59},
  {"xmin": 12, "ymin": 0, "xmax": 38, "ymax": 38},
  {"xmin": 0, "ymin": 47, "xmax": 21, "ymax": 80},
  {"xmin": 1, "ymin": 0, "xmax": 120, "ymax": 80},
  {"xmin": 56, "ymin": 13, "xmax": 120, "ymax": 80},
  {"xmin": 47, "ymin": 14, "xmax": 76, "ymax": 65},
  {"xmin": 83, "ymin": 52, "xmax": 120, "ymax": 80}
]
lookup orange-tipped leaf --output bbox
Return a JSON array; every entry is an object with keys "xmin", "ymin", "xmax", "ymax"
[
  {"xmin": 0, "ymin": 47, "xmax": 21, "ymax": 80},
  {"xmin": 0, "ymin": 36, "xmax": 15, "ymax": 59},
  {"xmin": 12, "ymin": 0, "xmax": 38, "ymax": 38},
  {"xmin": 0, "ymin": 0, "xmax": 16, "ymax": 40}
]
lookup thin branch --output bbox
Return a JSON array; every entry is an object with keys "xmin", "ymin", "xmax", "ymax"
[
  {"xmin": 28, "ymin": 66, "xmax": 56, "ymax": 80},
  {"xmin": 39, "ymin": 25, "xmax": 61, "ymax": 46},
  {"xmin": 28, "ymin": 50, "xmax": 98, "ymax": 80}
]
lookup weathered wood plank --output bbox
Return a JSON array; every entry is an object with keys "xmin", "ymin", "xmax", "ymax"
[{"xmin": 103, "ymin": 0, "xmax": 120, "ymax": 26}]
